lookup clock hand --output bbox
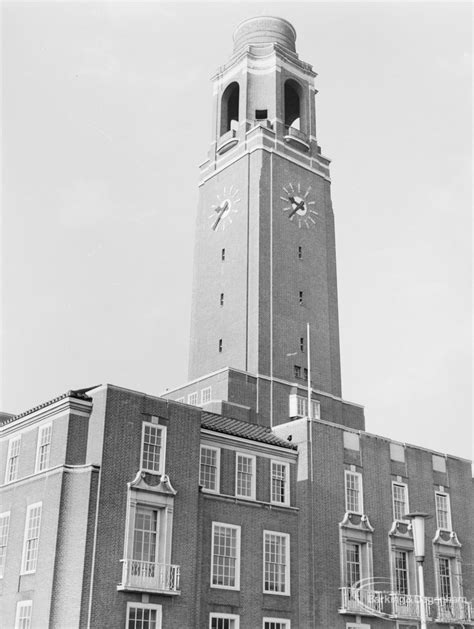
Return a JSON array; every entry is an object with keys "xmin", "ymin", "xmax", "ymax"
[
  {"xmin": 211, "ymin": 201, "xmax": 229, "ymax": 231},
  {"xmin": 288, "ymin": 197, "xmax": 305, "ymax": 218}
]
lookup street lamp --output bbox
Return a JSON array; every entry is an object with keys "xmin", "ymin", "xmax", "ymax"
[{"xmin": 405, "ymin": 511, "xmax": 432, "ymax": 629}]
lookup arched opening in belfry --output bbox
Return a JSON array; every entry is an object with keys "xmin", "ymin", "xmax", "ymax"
[
  {"xmin": 220, "ymin": 82, "xmax": 240, "ymax": 135},
  {"xmin": 284, "ymin": 79, "xmax": 301, "ymax": 130}
]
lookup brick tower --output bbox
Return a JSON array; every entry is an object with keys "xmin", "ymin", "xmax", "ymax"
[{"xmin": 169, "ymin": 17, "xmax": 363, "ymax": 430}]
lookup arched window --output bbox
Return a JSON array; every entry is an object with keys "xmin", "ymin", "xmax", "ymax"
[
  {"xmin": 284, "ymin": 79, "xmax": 301, "ymax": 130},
  {"xmin": 220, "ymin": 82, "xmax": 239, "ymax": 136}
]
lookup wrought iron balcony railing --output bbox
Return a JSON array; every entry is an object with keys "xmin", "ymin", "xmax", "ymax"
[
  {"xmin": 339, "ymin": 587, "xmax": 473, "ymax": 622},
  {"xmin": 119, "ymin": 559, "xmax": 180, "ymax": 594}
]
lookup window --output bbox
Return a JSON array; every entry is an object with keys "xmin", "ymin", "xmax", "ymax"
[
  {"xmin": 188, "ymin": 392, "xmax": 198, "ymax": 405},
  {"xmin": 201, "ymin": 387, "xmax": 212, "ymax": 404},
  {"xmin": 345, "ymin": 471, "xmax": 363, "ymax": 513},
  {"xmin": 35, "ymin": 424, "xmax": 52, "ymax": 472},
  {"xmin": 218, "ymin": 339, "xmax": 223, "ymax": 353},
  {"xmin": 221, "ymin": 248, "xmax": 225, "ymax": 261},
  {"xmin": 289, "ymin": 394, "xmax": 320, "ymax": 419},
  {"xmin": 220, "ymin": 82, "xmax": 239, "ymax": 135},
  {"xmin": 298, "ymin": 246, "xmax": 302, "ymax": 259},
  {"xmin": 345, "ymin": 542, "xmax": 361, "ymax": 587},
  {"xmin": 263, "ymin": 620, "xmax": 290, "ymax": 629},
  {"xmin": 432, "ymin": 454, "xmax": 447, "ymax": 473},
  {"xmin": 435, "ymin": 492, "xmax": 452, "ymax": 530},
  {"xmin": 390, "ymin": 442, "xmax": 405, "ymax": 462},
  {"xmin": 394, "ymin": 550, "xmax": 409, "ymax": 595},
  {"xmin": 271, "ymin": 461, "xmax": 289, "ymax": 505},
  {"xmin": 343, "ymin": 431, "xmax": 360, "ymax": 451},
  {"xmin": 200, "ymin": 446, "xmax": 220, "ymax": 492},
  {"xmin": 210, "ymin": 614, "xmax": 240, "ymax": 629},
  {"xmin": 438, "ymin": 557, "xmax": 452, "ymax": 598},
  {"xmin": 303, "ymin": 368, "xmax": 308, "ymax": 380},
  {"xmin": 5, "ymin": 436, "xmax": 21, "ymax": 482},
  {"xmin": 21, "ymin": 503, "xmax": 42, "ymax": 573},
  {"xmin": 299, "ymin": 291, "xmax": 303, "ymax": 305},
  {"xmin": 126, "ymin": 603, "xmax": 162, "ymax": 629},
  {"xmin": 220, "ymin": 293, "xmax": 224, "ymax": 306},
  {"xmin": 392, "ymin": 482, "xmax": 409, "ymax": 521},
  {"xmin": 293, "ymin": 365, "xmax": 301, "ymax": 379},
  {"xmin": 211, "ymin": 523, "xmax": 240, "ymax": 589},
  {"xmin": 235, "ymin": 453, "xmax": 255, "ymax": 499},
  {"xmin": 141, "ymin": 422, "xmax": 166, "ymax": 474},
  {"xmin": 264, "ymin": 531, "xmax": 290, "ymax": 594},
  {"xmin": 299, "ymin": 337, "xmax": 304, "ymax": 352},
  {"xmin": 0, "ymin": 511, "xmax": 10, "ymax": 577},
  {"xmin": 255, "ymin": 109, "xmax": 268, "ymax": 120},
  {"xmin": 284, "ymin": 79, "xmax": 302, "ymax": 129},
  {"xmin": 15, "ymin": 601, "xmax": 32, "ymax": 629}
]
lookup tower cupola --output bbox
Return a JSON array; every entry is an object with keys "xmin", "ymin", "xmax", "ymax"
[{"xmin": 232, "ymin": 16, "xmax": 297, "ymax": 52}]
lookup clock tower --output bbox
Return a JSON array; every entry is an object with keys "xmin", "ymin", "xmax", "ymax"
[{"xmin": 170, "ymin": 17, "xmax": 364, "ymax": 430}]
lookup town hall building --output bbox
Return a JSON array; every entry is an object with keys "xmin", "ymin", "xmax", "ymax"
[{"xmin": 1, "ymin": 16, "xmax": 473, "ymax": 629}]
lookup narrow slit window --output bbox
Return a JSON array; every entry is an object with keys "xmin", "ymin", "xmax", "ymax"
[
  {"xmin": 220, "ymin": 293, "xmax": 224, "ymax": 306},
  {"xmin": 298, "ymin": 246, "xmax": 302, "ymax": 259},
  {"xmin": 218, "ymin": 339, "xmax": 223, "ymax": 353},
  {"xmin": 300, "ymin": 337, "xmax": 304, "ymax": 352},
  {"xmin": 221, "ymin": 248, "xmax": 226, "ymax": 261},
  {"xmin": 299, "ymin": 291, "xmax": 303, "ymax": 305}
]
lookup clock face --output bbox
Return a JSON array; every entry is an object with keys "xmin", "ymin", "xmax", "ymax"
[
  {"xmin": 209, "ymin": 186, "xmax": 241, "ymax": 231},
  {"xmin": 281, "ymin": 183, "xmax": 318, "ymax": 229}
]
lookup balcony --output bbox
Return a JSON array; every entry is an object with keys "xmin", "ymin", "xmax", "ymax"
[
  {"xmin": 217, "ymin": 129, "xmax": 238, "ymax": 154},
  {"xmin": 284, "ymin": 125, "xmax": 310, "ymax": 151},
  {"xmin": 339, "ymin": 588, "xmax": 473, "ymax": 623},
  {"xmin": 118, "ymin": 559, "xmax": 180, "ymax": 595}
]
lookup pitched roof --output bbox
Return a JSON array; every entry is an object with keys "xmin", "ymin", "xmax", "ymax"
[{"xmin": 201, "ymin": 412, "xmax": 297, "ymax": 450}]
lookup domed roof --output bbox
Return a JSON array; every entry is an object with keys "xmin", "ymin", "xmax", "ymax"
[{"xmin": 233, "ymin": 16, "xmax": 297, "ymax": 53}]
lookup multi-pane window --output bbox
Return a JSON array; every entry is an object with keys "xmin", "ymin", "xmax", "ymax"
[
  {"xmin": 264, "ymin": 621, "xmax": 290, "ymax": 629},
  {"xmin": 345, "ymin": 542, "xmax": 361, "ymax": 587},
  {"xmin": 188, "ymin": 392, "xmax": 198, "ymax": 405},
  {"xmin": 271, "ymin": 461, "xmax": 289, "ymax": 505},
  {"xmin": 394, "ymin": 550, "xmax": 409, "ymax": 595},
  {"xmin": 21, "ymin": 503, "xmax": 42, "ymax": 573},
  {"xmin": 6, "ymin": 437, "xmax": 21, "ymax": 483},
  {"xmin": 435, "ymin": 492, "xmax": 452, "ymax": 530},
  {"xmin": 293, "ymin": 365, "xmax": 301, "ymax": 379},
  {"xmin": 133, "ymin": 508, "xmax": 157, "ymax": 565},
  {"xmin": 392, "ymin": 482, "xmax": 409, "ymax": 521},
  {"xmin": 0, "ymin": 512, "xmax": 11, "ymax": 578},
  {"xmin": 345, "ymin": 471, "xmax": 363, "ymax": 513},
  {"xmin": 127, "ymin": 603, "xmax": 162, "ymax": 629},
  {"xmin": 35, "ymin": 424, "xmax": 52, "ymax": 472},
  {"xmin": 438, "ymin": 557, "xmax": 452, "ymax": 598},
  {"xmin": 141, "ymin": 422, "xmax": 166, "ymax": 474},
  {"xmin": 210, "ymin": 614, "xmax": 239, "ymax": 629},
  {"xmin": 289, "ymin": 394, "xmax": 320, "ymax": 419},
  {"xmin": 211, "ymin": 523, "xmax": 240, "ymax": 589},
  {"xmin": 15, "ymin": 601, "xmax": 32, "ymax": 629},
  {"xmin": 200, "ymin": 446, "xmax": 220, "ymax": 492},
  {"xmin": 264, "ymin": 531, "xmax": 290, "ymax": 594},
  {"xmin": 236, "ymin": 454, "xmax": 255, "ymax": 499},
  {"xmin": 201, "ymin": 387, "xmax": 212, "ymax": 404}
]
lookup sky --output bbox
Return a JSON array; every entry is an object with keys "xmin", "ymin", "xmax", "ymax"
[{"xmin": 2, "ymin": 2, "xmax": 472, "ymax": 461}]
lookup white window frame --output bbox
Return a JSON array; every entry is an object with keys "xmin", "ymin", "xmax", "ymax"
[
  {"xmin": 188, "ymin": 391, "xmax": 198, "ymax": 405},
  {"xmin": 435, "ymin": 491, "xmax": 452, "ymax": 530},
  {"xmin": 201, "ymin": 387, "xmax": 212, "ymax": 404},
  {"xmin": 263, "ymin": 530, "xmax": 290, "ymax": 595},
  {"xmin": 392, "ymin": 481, "xmax": 409, "ymax": 521},
  {"xmin": 125, "ymin": 602, "xmax": 162, "ymax": 629},
  {"xmin": 209, "ymin": 613, "xmax": 240, "ymax": 629},
  {"xmin": 140, "ymin": 422, "xmax": 166, "ymax": 475},
  {"xmin": 210, "ymin": 522, "xmax": 241, "ymax": 590},
  {"xmin": 235, "ymin": 453, "xmax": 256, "ymax": 500},
  {"xmin": 0, "ymin": 511, "xmax": 11, "ymax": 578},
  {"xmin": 345, "ymin": 470, "xmax": 363, "ymax": 514},
  {"xmin": 200, "ymin": 446, "xmax": 220, "ymax": 493},
  {"xmin": 289, "ymin": 394, "xmax": 320, "ymax": 419},
  {"xmin": 263, "ymin": 619, "xmax": 291, "ymax": 629},
  {"xmin": 35, "ymin": 423, "xmax": 52, "ymax": 473},
  {"xmin": 392, "ymin": 548, "xmax": 411, "ymax": 595},
  {"xmin": 21, "ymin": 502, "xmax": 42, "ymax": 574},
  {"xmin": 5, "ymin": 436, "xmax": 21, "ymax": 483},
  {"xmin": 270, "ymin": 460, "xmax": 290, "ymax": 506},
  {"xmin": 437, "ymin": 555, "xmax": 453, "ymax": 599},
  {"xmin": 15, "ymin": 600, "xmax": 32, "ymax": 629}
]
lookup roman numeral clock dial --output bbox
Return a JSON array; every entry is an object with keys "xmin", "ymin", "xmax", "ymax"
[
  {"xmin": 209, "ymin": 186, "xmax": 241, "ymax": 231},
  {"xmin": 281, "ymin": 183, "xmax": 318, "ymax": 228}
]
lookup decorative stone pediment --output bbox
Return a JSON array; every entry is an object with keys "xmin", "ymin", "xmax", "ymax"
[
  {"xmin": 389, "ymin": 520, "xmax": 413, "ymax": 539},
  {"xmin": 433, "ymin": 528, "xmax": 462, "ymax": 548},
  {"xmin": 129, "ymin": 471, "xmax": 177, "ymax": 496},
  {"xmin": 339, "ymin": 512, "xmax": 374, "ymax": 533}
]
